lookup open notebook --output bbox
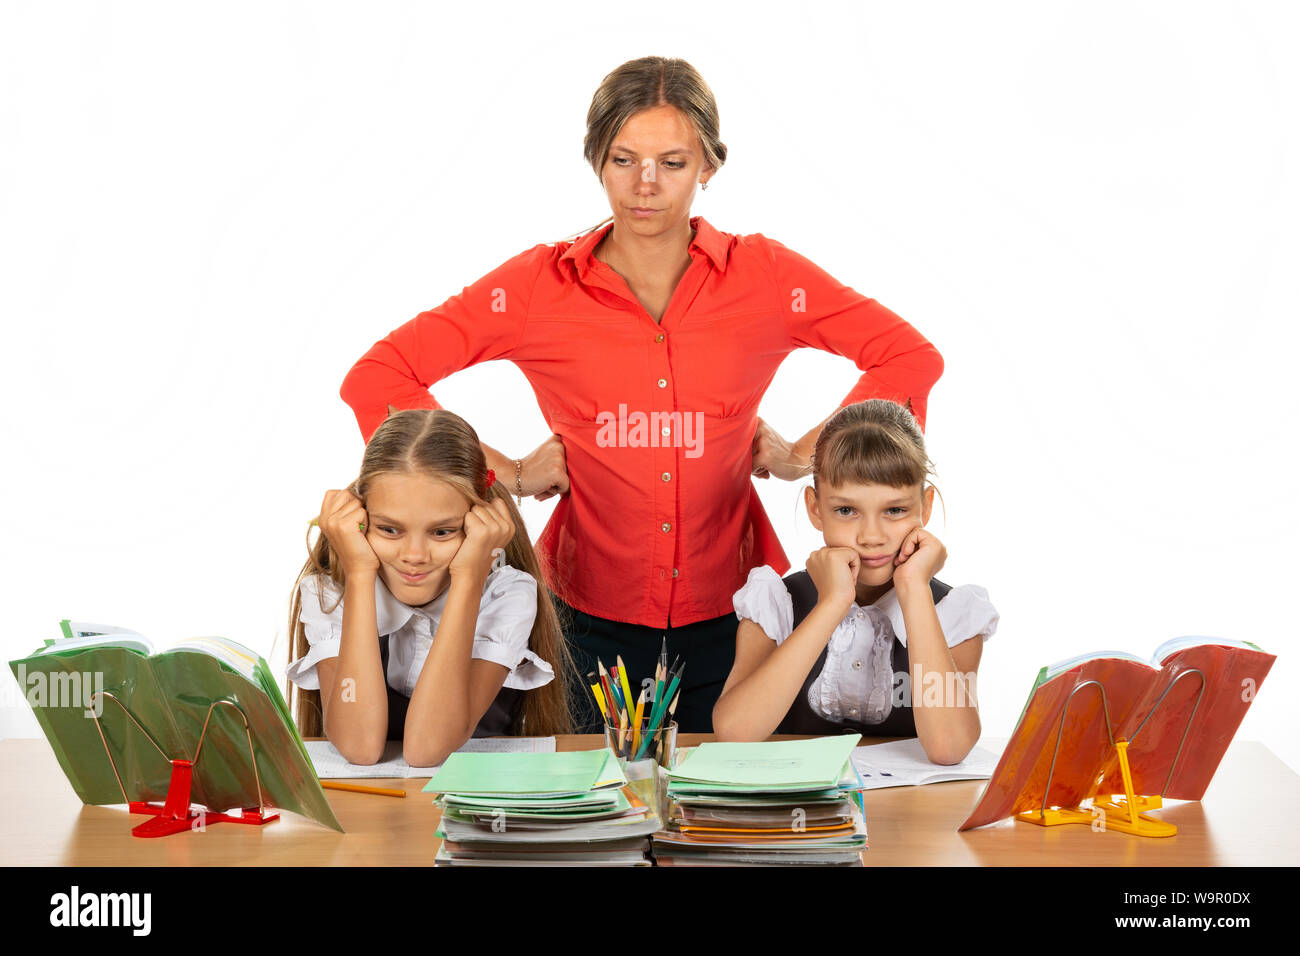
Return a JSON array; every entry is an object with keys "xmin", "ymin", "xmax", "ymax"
[
  {"xmin": 851, "ymin": 739, "xmax": 998, "ymax": 790},
  {"xmin": 306, "ymin": 737, "xmax": 557, "ymax": 779}
]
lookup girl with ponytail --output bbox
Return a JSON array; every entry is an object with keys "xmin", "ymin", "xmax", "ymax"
[{"xmin": 286, "ymin": 409, "xmax": 573, "ymax": 766}]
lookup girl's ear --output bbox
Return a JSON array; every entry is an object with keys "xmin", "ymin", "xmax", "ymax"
[
  {"xmin": 921, "ymin": 485, "xmax": 934, "ymax": 526},
  {"xmin": 804, "ymin": 485, "xmax": 824, "ymax": 532}
]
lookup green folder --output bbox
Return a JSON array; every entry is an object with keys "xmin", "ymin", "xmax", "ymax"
[
  {"xmin": 10, "ymin": 625, "xmax": 342, "ymax": 832},
  {"xmin": 423, "ymin": 749, "xmax": 614, "ymax": 797},
  {"xmin": 666, "ymin": 735, "xmax": 863, "ymax": 790}
]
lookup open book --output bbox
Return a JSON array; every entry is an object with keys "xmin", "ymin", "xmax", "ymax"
[
  {"xmin": 10, "ymin": 621, "xmax": 341, "ymax": 832},
  {"xmin": 960, "ymin": 636, "xmax": 1275, "ymax": 830}
]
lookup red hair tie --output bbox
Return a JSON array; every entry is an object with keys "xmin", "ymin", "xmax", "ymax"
[{"xmin": 485, "ymin": 469, "xmax": 496, "ymax": 489}]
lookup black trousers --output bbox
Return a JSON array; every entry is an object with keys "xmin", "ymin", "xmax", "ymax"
[{"xmin": 554, "ymin": 596, "xmax": 738, "ymax": 734}]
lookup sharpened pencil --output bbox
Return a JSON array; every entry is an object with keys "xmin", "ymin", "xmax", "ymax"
[{"xmin": 321, "ymin": 781, "xmax": 406, "ymax": 798}]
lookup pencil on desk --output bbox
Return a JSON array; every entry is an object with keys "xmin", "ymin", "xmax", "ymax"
[{"xmin": 321, "ymin": 781, "xmax": 406, "ymax": 798}]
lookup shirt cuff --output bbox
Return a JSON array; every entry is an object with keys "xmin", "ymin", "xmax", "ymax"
[
  {"xmin": 472, "ymin": 638, "xmax": 556, "ymax": 691},
  {"xmin": 285, "ymin": 637, "xmax": 342, "ymax": 691}
]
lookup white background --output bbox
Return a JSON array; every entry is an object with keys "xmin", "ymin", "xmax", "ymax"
[{"xmin": 3, "ymin": 2, "xmax": 1296, "ymax": 779}]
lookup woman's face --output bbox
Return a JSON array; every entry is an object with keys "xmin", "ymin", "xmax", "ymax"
[
  {"xmin": 805, "ymin": 480, "xmax": 934, "ymax": 597},
  {"xmin": 601, "ymin": 104, "xmax": 713, "ymax": 239},
  {"xmin": 363, "ymin": 471, "xmax": 473, "ymax": 606}
]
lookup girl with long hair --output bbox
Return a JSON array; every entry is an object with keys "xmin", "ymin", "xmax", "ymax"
[{"xmin": 286, "ymin": 409, "xmax": 573, "ymax": 766}]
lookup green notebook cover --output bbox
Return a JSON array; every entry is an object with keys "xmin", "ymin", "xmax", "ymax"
[
  {"xmin": 423, "ymin": 749, "xmax": 613, "ymax": 796},
  {"xmin": 667, "ymin": 735, "xmax": 862, "ymax": 790},
  {"xmin": 10, "ymin": 630, "xmax": 342, "ymax": 832}
]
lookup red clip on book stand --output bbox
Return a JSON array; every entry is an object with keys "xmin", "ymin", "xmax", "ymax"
[{"xmin": 89, "ymin": 692, "xmax": 280, "ymax": 838}]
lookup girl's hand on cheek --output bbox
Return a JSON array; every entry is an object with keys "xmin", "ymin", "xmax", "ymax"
[
  {"xmin": 318, "ymin": 490, "xmax": 380, "ymax": 577},
  {"xmin": 806, "ymin": 546, "xmax": 861, "ymax": 616},
  {"xmin": 893, "ymin": 526, "xmax": 946, "ymax": 592},
  {"xmin": 450, "ymin": 497, "xmax": 515, "ymax": 579}
]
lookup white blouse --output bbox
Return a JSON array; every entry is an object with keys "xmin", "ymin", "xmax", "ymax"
[
  {"xmin": 732, "ymin": 565, "xmax": 998, "ymax": 726},
  {"xmin": 286, "ymin": 560, "xmax": 555, "ymax": 696}
]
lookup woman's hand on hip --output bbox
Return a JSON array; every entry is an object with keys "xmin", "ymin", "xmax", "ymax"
[
  {"xmin": 520, "ymin": 434, "xmax": 570, "ymax": 501},
  {"xmin": 751, "ymin": 418, "xmax": 813, "ymax": 481}
]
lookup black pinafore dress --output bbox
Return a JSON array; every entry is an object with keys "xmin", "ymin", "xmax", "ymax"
[
  {"xmin": 378, "ymin": 634, "xmax": 523, "ymax": 740},
  {"xmin": 774, "ymin": 570, "xmax": 951, "ymax": 737}
]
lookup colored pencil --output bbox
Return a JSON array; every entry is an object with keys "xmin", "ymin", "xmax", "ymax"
[
  {"xmin": 321, "ymin": 781, "xmax": 406, "ymax": 798},
  {"xmin": 586, "ymin": 671, "xmax": 609, "ymax": 722},
  {"xmin": 616, "ymin": 656, "xmax": 635, "ymax": 722},
  {"xmin": 597, "ymin": 660, "xmax": 621, "ymax": 715},
  {"xmin": 632, "ymin": 687, "xmax": 647, "ymax": 753}
]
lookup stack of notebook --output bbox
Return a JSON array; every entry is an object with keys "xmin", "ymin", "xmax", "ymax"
[
  {"xmin": 653, "ymin": 735, "xmax": 868, "ymax": 866},
  {"xmin": 426, "ymin": 749, "xmax": 660, "ymax": 866}
]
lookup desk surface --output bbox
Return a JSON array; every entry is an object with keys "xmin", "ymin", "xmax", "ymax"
[{"xmin": 3, "ymin": 736, "xmax": 1298, "ymax": 866}]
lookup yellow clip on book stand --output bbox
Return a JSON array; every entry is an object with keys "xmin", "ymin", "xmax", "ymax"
[{"xmin": 1014, "ymin": 670, "xmax": 1206, "ymax": 838}]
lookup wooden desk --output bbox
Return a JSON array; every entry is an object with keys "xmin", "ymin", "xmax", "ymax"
[{"xmin": 2, "ymin": 735, "xmax": 1297, "ymax": 866}]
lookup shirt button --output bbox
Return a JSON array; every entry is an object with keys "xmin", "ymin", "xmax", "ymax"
[
  {"xmin": 661, "ymin": 472, "xmax": 671, "ymax": 482},
  {"xmin": 852, "ymin": 660, "xmax": 863, "ymax": 670},
  {"xmin": 672, "ymin": 568, "xmax": 679, "ymax": 577},
  {"xmin": 661, "ymin": 426, "xmax": 671, "ymax": 437},
  {"xmin": 655, "ymin": 333, "xmax": 665, "ymax": 343},
  {"xmin": 661, "ymin": 522, "xmax": 672, "ymax": 533},
  {"xmin": 849, "ymin": 707, "xmax": 859, "ymax": 717},
  {"xmin": 656, "ymin": 378, "xmax": 667, "ymax": 388}
]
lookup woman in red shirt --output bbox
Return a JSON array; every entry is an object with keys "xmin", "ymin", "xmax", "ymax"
[{"xmin": 340, "ymin": 56, "xmax": 943, "ymax": 733}]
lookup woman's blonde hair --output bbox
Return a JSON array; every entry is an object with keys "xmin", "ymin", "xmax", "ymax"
[
  {"xmin": 287, "ymin": 409, "xmax": 575, "ymax": 738},
  {"xmin": 557, "ymin": 55, "xmax": 727, "ymax": 243},
  {"xmin": 811, "ymin": 400, "xmax": 937, "ymax": 494}
]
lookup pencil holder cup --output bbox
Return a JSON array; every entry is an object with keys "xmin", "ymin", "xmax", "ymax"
[{"xmin": 603, "ymin": 720, "xmax": 677, "ymax": 769}]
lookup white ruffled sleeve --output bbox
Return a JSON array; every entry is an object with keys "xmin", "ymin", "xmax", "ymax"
[
  {"xmin": 285, "ymin": 576, "xmax": 344, "ymax": 691},
  {"xmin": 732, "ymin": 565, "xmax": 795, "ymax": 645},
  {"xmin": 883, "ymin": 583, "xmax": 999, "ymax": 649},
  {"xmin": 937, "ymin": 584, "xmax": 999, "ymax": 644},
  {"xmin": 472, "ymin": 566, "xmax": 554, "ymax": 690}
]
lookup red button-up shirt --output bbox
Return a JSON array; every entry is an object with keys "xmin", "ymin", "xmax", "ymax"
[{"xmin": 341, "ymin": 216, "xmax": 943, "ymax": 628}]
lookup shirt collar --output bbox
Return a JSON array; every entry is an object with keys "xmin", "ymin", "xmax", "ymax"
[
  {"xmin": 557, "ymin": 215, "xmax": 731, "ymax": 282},
  {"xmin": 372, "ymin": 577, "xmax": 452, "ymax": 635},
  {"xmin": 371, "ymin": 553, "xmax": 509, "ymax": 634}
]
